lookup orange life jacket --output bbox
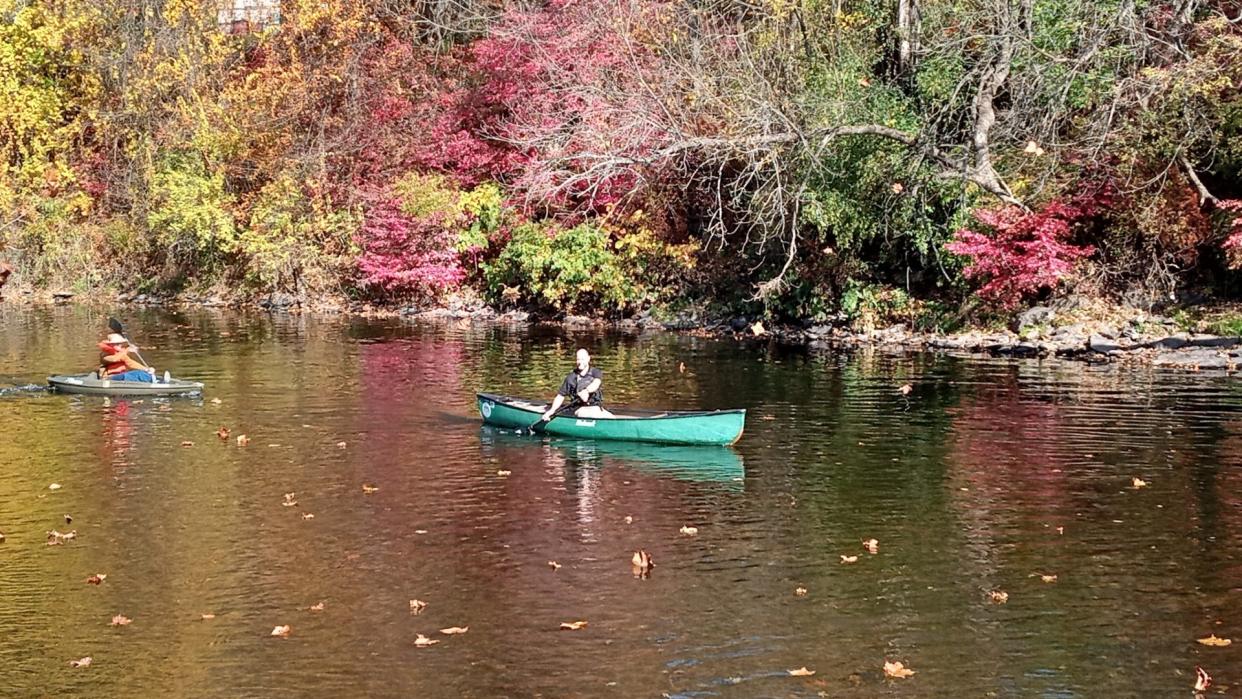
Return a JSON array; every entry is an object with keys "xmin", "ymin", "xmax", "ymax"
[{"xmin": 98, "ymin": 341, "xmax": 129, "ymax": 376}]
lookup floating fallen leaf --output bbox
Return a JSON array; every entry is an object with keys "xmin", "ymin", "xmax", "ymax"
[
  {"xmin": 1198, "ymin": 634, "xmax": 1232, "ymax": 647},
  {"xmin": 863, "ymin": 538, "xmax": 879, "ymax": 554},
  {"xmin": 236, "ymin": 435, "xmax": 249, "ymax": 446},
  {"xmin": 110, "ymin": 614, "xmax": 132, "ymax": 626},
  {"xmin": 679, "ymin": 525, "xmax": 698, "ymax": 536},
  {"xmin": 270, "ymin": 625, "xmax": 291, "ymax": 638},
  {"xmin": 49, "ymin": 483, "xmax": 62, "ymax": 491},
  {"xmin": 301, "ymin": 513, "xmax": 315, "ymax": 520},
  {"xmin": 86, "ymin": 573, "xmax": 107, "ymax": 585},
  {"xmin": 0, "ymin": 532, "xmax": 5, "ymax": 543},
  {"xmin": 624, "ymin": 516, "xmax": 633, "ymax": 524},
  {"xmin": 65, "ymin": 514, "xmax": 72, "ymax": 524},
  {"xmin": 409, "ymin": 599, "xmax": 427, "ymax": 613},
  {"xmin": 751, "ymin": 321, "xmax": 766, "ymax": 336},
  {"xmin": 336, "ymin": 441, "xmax": 347, "ymax": 449},
  {"xmin": 181, "ymin": 441, "xmax": 194, "ymax": 447},
  {"xmin": 1131, "ymin": 477, "xmax": 1148, "ymax": 489},
  {"xmin": 216, "ymin": 427, "xmax": 230, "ymax": 440},
  {"xmin": 47, "ymin": 529, "xmax": 77, "ymax": 545},
  {"xmin": 200, "ymin": 613, "xmax": 216, "ymax": 621},
  {"xmin": 788, "ymin": 667, "xmax": 816, "ymax": 677},
  {"xmin": 560, "ymin": 621, "xmax": 588, "ymax": 630},
  {"xmin": 439, "ymin": 626, "xmax": 469, "ymax": 635},
  {"xmin": 1023, "ymin": 140, "xmax": 1046, "ymax": 156},
  {"xmin": 678, "ymin": 362, "xmax": 686, "ymax": 373},
  {"xmin": 497, "ymin": 470, "xmax": 512, "ymax": 477},
  {"xmin": 69, "ymin": 656, "xmax": 92, "ymax": 668},
  {"xmin": 414, "ymin": 634, "xmax": 439, "ymax": 647},
  {"xmin": 362, "ymin": 484, "xmax": 379, "ymax": 494},
  {"xmin": 840, "ymin": 555, "xmax": 859, "ymax": 564},
  {"xmin": 1195, "ymin": 666, "xmax": 1212, "ymax": 691},
  {"xmin": 891, "ymin": 182, "xmax": 904, "ymax": 194},
  {"xmin": 884, "ymin": 660, "xmax": 916, "ymax": 678},
  {"xmin": 898, "ymin": 383, "xmax": 912, "ymax": 396},
  {"xmin": 210, "ymin": 398, "xmax": 222, "ymax": 405},
  {"xmin": 1033, "ymin": 573, "xmax": 1058, "ymax": 583},
  {"xmin": 309, "ymin": 602, "xmax": 324, "ymax": 612},
  {"xmin": 548, "ymin": 561, "xmax": 562, "ymax": 570},
  {"xmin": 989, "ymin": 590, "xmax": 1009, "ymax": 604},
  {"xmin": 282, "ymin": 492, "xmax": 297, "ymax": 507},
  {"xmin": 794, "ymin": 587, "xmax": 808, "ymax": 597},
  {"xmin": 1056, "ymin": 526, "xmax": 1065, "ymax": 535}
]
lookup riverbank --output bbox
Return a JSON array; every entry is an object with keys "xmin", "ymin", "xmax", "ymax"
[{"xmin": 8, "ymin": 285, "xmax": 1242, "ymax": 374}]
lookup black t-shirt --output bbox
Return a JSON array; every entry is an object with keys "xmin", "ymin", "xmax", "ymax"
[{"xmin": 559, "ymin": 367, "xmax": 603, "ymax": 405}]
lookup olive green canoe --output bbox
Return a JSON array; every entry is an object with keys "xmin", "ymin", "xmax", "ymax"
[
  {"xmin": 476, "ymin": 393, "xmax": 745, "ymax": 445},
  {"xmin": 48, "ymin": 373, "xmax": 204, "ymax": 396}
]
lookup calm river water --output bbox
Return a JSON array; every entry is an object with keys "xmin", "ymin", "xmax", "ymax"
[{"xmin": 1, "ymin": 306, "xmax": 1240, "ymax": 697}]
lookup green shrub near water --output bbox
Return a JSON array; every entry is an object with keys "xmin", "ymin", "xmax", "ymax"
[{"xmin": 146, "ymin": 153, "xmax": 236, "ymax": 273}]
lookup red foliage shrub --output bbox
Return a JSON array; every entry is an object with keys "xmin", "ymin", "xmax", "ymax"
[
  {"xmin": 355, "ymin": 196, "xmax": 465, "ymax": 299},
  {"xmin": 1222, "ymin": 199, "xmax": 1242, "ymax": 268},
  {"xmin": 948, "ymin": 188, "xmax": 1111, "ymax": 308}
]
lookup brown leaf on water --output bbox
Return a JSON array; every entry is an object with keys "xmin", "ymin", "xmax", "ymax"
[
  {"xmin": 631, "ymin": 550, "xmax": 655, "ymax": 576},
  {"xmin": 497, "ymin": 470, "xmax": 512, "ymax": 477},
  {"xmin": 788, "ymin": 667, "xmax": 816, "ymax": 677},
  {"xmin": 898, "ymin": 383, "xmax": 913, "ymax": 395},
  {"xmin": 884, "ymin": 661, "xmax": 916, "ymax": 678},
  {"xmin": 181, "ymin": 441, "xmax": 194, "ymax": 447},
  {"xmin": 236, "ymin": 434, "xmax": 250, "ymax": 446},
  {"xmin": 678, "ymin": 362, "xmax": 686, "ymax": 373},
  {"xmin": 336, "ymin": 441, "xmax": 347, "ymax": 449},
  {"xmin": 794, "ymin": 587, "xmax": 808, "ymax": 597},
  {"xmin": 216, "ymin": 427, "xmax": 230, "ymax": 440},
  {"xmin": 989, "ymin": 590, "xmax": 1009, "ymax": 604},
  {"xmin": 1028, "ymin": 572, "xmax": 1058, "ymax": 583},
  {"xmin": 200, "ymin": 613, "xmax": 216, "ymax": 621},
  {"xmin": 863, "ymin": 538, "xmax": 879, "ymax": 554},
  {"xmin": 409, "ymin": 599, "xmax": 427, "ymax": 613},
  {"xmin": 210, "ymin": 398, "xmax": 222, "ymax": 405},
  {"xmin": 301, "ymin": 513, "xmax": 315, "ymax": 520},
  {"xmin": 110, "ymin": 614, "xmax": 132, "ymax": 626},
  {"xmin": 548, "ymin": 561, "xmax": 562, "ymax": 570},
  {"xmin": 86, "ymin": 573, "xmax": 106, "ymax": 585},
  {"xmin": 624, "ymin": 515, "xmax": 633, "ymax": 524},
  {"xmin": 0, "ymin": 532, "xmax": 5, "ymax": 543},
  {"xmin": 439, "ymin": 626, "xmax": 469, "ymax": 635},
  {"xmin": 1195, "ymin": 666, "xmax": 1212, "ymax": 692},
  {"xmin": 270, "ymin": 625, "xmax": 291, "ymax": 638},
  {"xmin": 840, "ymin": 555, "xmax": 859, "ymax": 564},
  {"xmin": 69, "ymin": 656, "xmax": 92, "ymax": 668},
  {"xmin": 414, "ymin": 634, "xmax": 439, "ymax": 647},
  {"xmin": 282, "ymin": 493, "xmax": 297, "ymax": 507},
  {"xmin": 309, "ymin": 602, "xmax": 325, "ymax": 612},
  {"xmin": 65, "ymin": 514, "xmax": 72, "ymax": 524},
  {"xmin": 362, "ymin": 484, "xmax": 379, "ymax": 494},
  {"xmin": 679, "ymin": 525, "xmax": 698, "ymax": 536},
  {"xmin": 1131, "ymin": 477, "xmax": 1148, "ymax": 489},
  {"xmin": 49, "ymin": 483, "xmax": 62, "ymax": 490},
  {"xmin": 1056, "ymin": 526, "xmax": 1065, "ymax": 535},
  {"xmin": 47, "ymin": 529, "xmax": 77, "ymax": 545},
  {"xmin": 560, "ymin": 621, "xmax": 588, "ymax": 630},
  {"xmin": 1198, "ymin": 634, "xmax": 1232, "ymax": 647}
]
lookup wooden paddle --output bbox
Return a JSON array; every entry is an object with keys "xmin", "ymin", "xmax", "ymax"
[{"xmin": 521, "ymin": 398, "xmax": 580, "ymax": 435}]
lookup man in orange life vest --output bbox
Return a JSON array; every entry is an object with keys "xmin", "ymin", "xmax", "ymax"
[{"xmin": 98, "ymin": 332, "xmax": 154, "ymax": 382}]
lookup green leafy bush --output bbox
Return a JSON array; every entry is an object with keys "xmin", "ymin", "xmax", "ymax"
[{"xmin": 146, "ymin": 154, "xmax": 236, "ymax": 270}]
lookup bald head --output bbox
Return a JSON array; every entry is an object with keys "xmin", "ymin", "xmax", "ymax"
[{"xmin": 576, "ymin": 348, "xmax": 591, "ymax": 372}]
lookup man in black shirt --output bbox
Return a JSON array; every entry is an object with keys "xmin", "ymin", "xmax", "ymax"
[{"xmin": 542, "ymin": 348, "xmax": 612, "ymax": 419}]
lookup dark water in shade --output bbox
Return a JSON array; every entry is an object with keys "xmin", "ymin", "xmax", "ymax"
[{"xmin": 1, "ymin": 306, "xmax": 1241, "ymax": 698}]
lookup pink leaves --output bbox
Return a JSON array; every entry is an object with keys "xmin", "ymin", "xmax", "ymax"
[
  {"xmin": 947, "ymin": 189, "xmax": 1108, "ymax": 308},
  {"xmin": 355, "ymin": 196, "xmax": 466, "ymax": 298}
]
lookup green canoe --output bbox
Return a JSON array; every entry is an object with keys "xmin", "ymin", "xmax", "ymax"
[{"xmin": 476, "ymin": 392, "xmax": 745, "ymax": 445}]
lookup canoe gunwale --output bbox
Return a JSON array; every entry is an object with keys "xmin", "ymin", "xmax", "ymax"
[
  {"xmin": 47, "ymin": 373, "xmax": 205, "ymax": 396},
  {"xmin": 476, "ymin": 392, "xmax": 745, "ymax": 421}
]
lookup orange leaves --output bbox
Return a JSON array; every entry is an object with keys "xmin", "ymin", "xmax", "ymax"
[
  {"xmin": 1198, "ymin": 634, "xmax": 1232, "ymax": 647},
  {"xmin": 560, "ymin": 621, "xmax": 588, "ymax": 630},
  {"xmin": 788, "ymin": 667, "xmax": 816, "ymax": 677},
  {"xmin": 110, "ymin": 614, "xmax": 132, "ymax": 626},
  {"xmin": 1195, "ymin": 666, "xmax": 1212, "ymax": 692},
  {"xmin": 216, "ymin": 426, "xmax": 230, "ymax": 440},
  {"xmin": 884, "ymin": 660, "xmax": 916, "ymax": 678},
  {"xmin": 989, "ymin": 590, "xmax": 1009, "ymax": 604},
  {"xmin": 86, "ymin": 573, "xmax": 107, "ymax": 585},
  {"xmin": 270, "ymin": 625, "xmax": 291, "ymax": 637}
]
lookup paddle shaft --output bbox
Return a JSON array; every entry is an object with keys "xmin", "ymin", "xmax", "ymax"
[
  {"xmin": 108, "ymin": 317, "xmax": 152, "ymax": 369},
  {"xmin": 524, "ymin": 398, "xmax": 581, "ymax": 434}
]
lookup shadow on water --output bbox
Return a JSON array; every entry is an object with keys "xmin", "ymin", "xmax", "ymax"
[{"xmin": 480, "ymin": 427, "xmax": 745, "ymax": 487}]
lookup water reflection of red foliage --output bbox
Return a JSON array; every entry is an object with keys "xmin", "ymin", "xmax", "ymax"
[{"xmin": 100, "ymin": 400, "xmax": 135, "ymax": 465}]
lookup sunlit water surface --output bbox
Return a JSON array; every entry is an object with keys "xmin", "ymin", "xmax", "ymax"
[{"xmin": 1, "ymin": 306, "xmax": 1240, "ymax": 697}]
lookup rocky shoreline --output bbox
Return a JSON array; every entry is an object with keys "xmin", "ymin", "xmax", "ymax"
[{"xmin": 14, "ymin": 289, "xmax": 1242, "ymax": 374}]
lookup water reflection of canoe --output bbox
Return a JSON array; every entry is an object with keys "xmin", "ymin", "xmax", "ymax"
[
  {"xmin": 48, "ymin": 373, "xmax": 204, "ymax": 396},
  {"xmin": 476, "ymin": 392, "xmax": 746, "ymax": 445},
  {"xmin": 480, "ymin": 428, "xmax": 745, "ymax": 485}
]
